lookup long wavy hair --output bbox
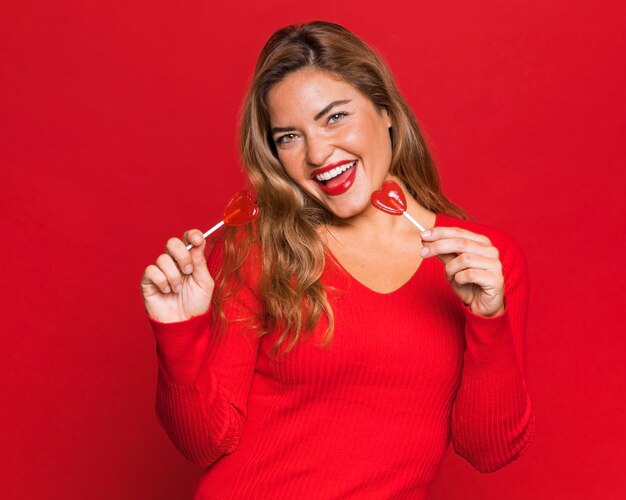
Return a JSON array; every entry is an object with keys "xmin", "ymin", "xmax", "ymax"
[{"xmin": 213, "ymin": 20, "xmax": 470, "ymax": 358}]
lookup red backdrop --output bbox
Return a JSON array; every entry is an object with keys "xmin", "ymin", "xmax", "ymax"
[{"xmin": 2, "ymin": 1, "xmax": 625, "ymax": 498}]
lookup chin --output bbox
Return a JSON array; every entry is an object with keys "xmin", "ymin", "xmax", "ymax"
[
  {"xmin": 303, "ymin": 182, "xmax": 371, "ymax": 220},
  {"xmin": 326, "ymin": 198, "xmax": 371, "ymax": 220}
]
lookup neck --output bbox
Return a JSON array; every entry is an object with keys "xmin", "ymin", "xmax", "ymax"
[
  {"xmin": 320, "ymin": 178, "xmax": 435, "ymax": 248},
  {"xmin": 324, "ymin": 177, "xmax": 435, "ymax": 242}
]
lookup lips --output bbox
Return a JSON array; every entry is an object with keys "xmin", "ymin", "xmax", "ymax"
[{"xmin": 311, "ymin": 160, "xmax": 358, "ymax": 196}]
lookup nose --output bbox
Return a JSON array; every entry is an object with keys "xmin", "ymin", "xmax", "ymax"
[{"xmin": 305, "ymin": 131, "xmax": 333, "ymax": 167}]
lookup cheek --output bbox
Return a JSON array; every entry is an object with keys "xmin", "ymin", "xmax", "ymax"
[
  {"xmin": 277, "ymin": 154, "xmax": 306, "ymax": 184},
  {"xmin": 341, "ymin": 128, "xmax": 361, "ymax": 146},
  {"xmin": 338, "ymin": 123, "xmax": 372, "ymax": 152},
  {"xmin": 344, "ymin": 119, "xmax": 389, "ymax": 151}
]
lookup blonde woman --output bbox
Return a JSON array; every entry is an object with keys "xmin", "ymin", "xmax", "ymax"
[{"xmin": 141, "ymin": 21, "xmax": 535, "ymax": 499}]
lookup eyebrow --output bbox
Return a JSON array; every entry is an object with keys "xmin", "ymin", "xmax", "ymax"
[
  {"xmin": 270, "ymin": 99, "xmax": 352, "ymax": 135},
  {"xmin": 313, "ymin": 99, "xmax": 352, "ymax": 121}
]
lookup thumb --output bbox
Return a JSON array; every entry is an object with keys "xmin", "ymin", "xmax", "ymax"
[{"xmin": 189, "ymin": 238, "xmax": 214, "ymax": 289}]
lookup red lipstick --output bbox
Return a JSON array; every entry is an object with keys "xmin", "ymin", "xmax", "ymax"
[
  {"xmin": 311, "ymin": 159, "xmax": 356, "ymax": 178},
  {"xmin": 312, "ymin": 160, "xmax": 358, "ymax": 196}
]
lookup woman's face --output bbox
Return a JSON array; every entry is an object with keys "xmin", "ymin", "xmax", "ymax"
[{"xmin": 267, "ymin": 68, "xmax": 393, "ymax": 220}]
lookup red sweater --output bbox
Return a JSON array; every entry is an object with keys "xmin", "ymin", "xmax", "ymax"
[{"xmin": 148, "ymin": 213, "xmax": 535, "ymax": 499}]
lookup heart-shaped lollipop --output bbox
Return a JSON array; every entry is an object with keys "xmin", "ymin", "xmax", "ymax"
[
  {"xmin": 371, "ymin": 180, "xmax": 407, "ymax": 215},
  {"xmin": 370, "ymin": 180, "xmax": 426, "ymax": 232},
  {"xmin": 223, "ymin": 190, "xmax": 260, "ymax": 225},
  {"xmin": 186, "ymin": 189, "xmax": 260, "ymax": 250}
]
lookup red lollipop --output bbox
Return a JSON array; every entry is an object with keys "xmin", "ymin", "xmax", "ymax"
[
  {"xmin": 370, "ymin": 180, "xmax": 426, "ymax": 232},
  {"xmin": 371, "ymin": 180, "xmax": 407, "ymax": 215},
  {"xmin": 185, "ymin": 190, "xmax": 260, "ymax": 250},
  {"xmin": 222, "ymin": 190, "xmax": 260, "ymax": 225}
]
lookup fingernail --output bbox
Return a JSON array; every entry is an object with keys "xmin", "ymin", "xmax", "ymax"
[
  {"xmin": 164, "ymin": 286, "xmax": 171, "ymax": 293},
  {"xmin": 193, "ymin": 236, "xmax": 202, "ymax": 244},
  {"xmin": 175, "ymin": 284, "xmax": 182, "ymax": 293},
  {"xmin": 420, "ymin": 246, "xmax": 430, "ymax": 256},
  {"xmin": 184, "ymin": 264, "xmax": 193, "ymax": 274},
  {"xmin": 421, "ymin": 230, "xmax": 431, "ymax": 237}
]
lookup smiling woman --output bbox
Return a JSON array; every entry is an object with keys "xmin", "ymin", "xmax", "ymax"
[
  {"xmin": 267, "ymin": 69, "xmax": 393, "ymax": 213},
  {"xmin": 141, "ymin": 20, "xmax": 535, "ymax": 499}
]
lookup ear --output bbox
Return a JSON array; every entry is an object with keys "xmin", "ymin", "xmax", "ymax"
[{"xmin": 381, "ymin": 107, "xmax": 393, "ymax": 129}]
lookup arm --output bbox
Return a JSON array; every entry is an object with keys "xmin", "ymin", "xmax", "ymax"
[
  {"xmin": 450, "ymin": 235, "xmax": 536, "ymax": 473},
  {"xmin": 148, "ymin": 240, "xmax": 262, "ymax": 468}
]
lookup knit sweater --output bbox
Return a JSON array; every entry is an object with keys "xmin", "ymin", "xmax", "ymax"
[{"xmin": 148, "ymin": 212, "xmax": 535, "ymax": 499}]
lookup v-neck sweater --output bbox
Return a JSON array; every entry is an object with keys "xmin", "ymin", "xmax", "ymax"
[{"xmin": 148, "ymin": 212, "xmax": 535, "ymax": 499}]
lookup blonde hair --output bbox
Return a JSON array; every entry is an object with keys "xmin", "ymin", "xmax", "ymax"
[{"xmin": 214, "ymin": 20, "xmax": 470, "ymax": 358}]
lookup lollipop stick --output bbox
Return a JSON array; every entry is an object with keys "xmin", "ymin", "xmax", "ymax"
[
  {"xmin": 402, "ymin": 212, "xmax": 426, "ymax": 232},
  {"xmin": 185, "ymin": 220, "xmax": 224, "ymax": 250},
  {"xmin": 387, "ymin": 198, "xmax": 426, "ymax": 232}
]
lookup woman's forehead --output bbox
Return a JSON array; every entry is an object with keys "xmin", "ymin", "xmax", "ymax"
[{"xmin": 267, "ymin": 69, "xmax": 362, "ymax": 119}]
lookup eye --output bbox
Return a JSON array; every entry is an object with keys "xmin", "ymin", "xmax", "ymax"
[
  {"xmin": 328, "ymin": 112, "xmax": 348, "ymax": 124},
  {"xmin": 275, "ymin": 133, "xmax": 298, "ymax": 145}
]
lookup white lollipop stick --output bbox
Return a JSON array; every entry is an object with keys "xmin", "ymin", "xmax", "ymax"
[
  {"xmin": 185, "ymin": 220, "xmax": 225, "ymax": 250},
  {"xmin": 388, "ymin": 198, "xmax": 427, "ymax": 232},
  {"xmin": 402, "ymin": 211, "xmax": 426, "ymax": 232}
]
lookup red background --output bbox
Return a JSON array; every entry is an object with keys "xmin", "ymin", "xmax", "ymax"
[{"xmin": 2, "ymin": 1, "xmax": 625, "ymax": 498}]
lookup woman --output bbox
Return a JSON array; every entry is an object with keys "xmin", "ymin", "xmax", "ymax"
[{"xmin": 141, "ymin": 21, "xmax": 535, "ymax": 499}]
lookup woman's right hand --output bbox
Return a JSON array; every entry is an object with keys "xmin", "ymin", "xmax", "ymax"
[{"xmin": 141, "ymin": 229, "xmax": 215, "ymax": 323}]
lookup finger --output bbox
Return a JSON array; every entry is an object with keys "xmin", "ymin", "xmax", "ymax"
[
  {"xmin": 189, "ymin": 237, "xmax": 214, "ymax": 288},
  {"xmin": 182, "ymin": 228, "xmax": 205, "ymax": 248},
  {"xmin": 421, "ymin": 226, "xmax": 492, "ymax": 246},
  {"xmin": 182, "ymin": 228, "xmax": 213, "ymax": 282},
  {"xmin": 432, "ymin": 252, "xmax": 455, "ymax": 266},
  {"xmin": 141, "ymin": 264, "xmax": 172, "ymax": 294},
  {"xmin": 421, "ymin": 237, "xmax": 499, "ymax": 259},
  {"xmin": 453, "ymin": 268, "xmax": 504, "ymax": 291},
  {"xmin": 444, "ymin": 253, "xmax": 502, "ymax": 282},
  {"xmin": 156, "ymin": 253, "xmax": 185, "ymax": 293},
  {"xmin": 165, "ymin": 236, "xmax": 194, "ymax": 276}
]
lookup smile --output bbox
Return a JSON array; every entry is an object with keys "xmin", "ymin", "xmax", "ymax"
[{"xmin": 311, "ymin": 160, "xmax": 358, "ymax": 196}]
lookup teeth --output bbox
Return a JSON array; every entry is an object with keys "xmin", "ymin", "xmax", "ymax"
[{"xmin": 315, "ymin": 161, "xmax": 356, "ymax": 182}]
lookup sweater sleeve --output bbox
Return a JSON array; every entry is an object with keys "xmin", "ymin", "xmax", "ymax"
[
  {"xmin": 147, "ymin": 239, "xmax": 262, "ymax": 468},
  {"xmin": 450, "ymin": 234, "xmax": 536, "ymax": 473}
]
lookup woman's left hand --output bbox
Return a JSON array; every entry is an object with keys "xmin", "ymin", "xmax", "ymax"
[{"xmin": 420, "ymin": 227, "xmax": 505, "ymax": 318}]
